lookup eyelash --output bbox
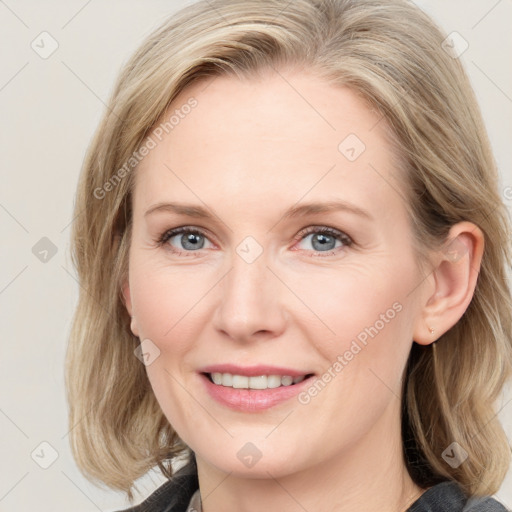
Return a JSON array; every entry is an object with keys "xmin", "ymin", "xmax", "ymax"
[{"xmin": 156, "ymin": 226, "xmax": 353, "ymax": 258}]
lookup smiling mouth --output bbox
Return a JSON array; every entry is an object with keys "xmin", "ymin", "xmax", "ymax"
[{"xmin": 203, "ymin": 372, "xmax": 315, "ymax": 390}]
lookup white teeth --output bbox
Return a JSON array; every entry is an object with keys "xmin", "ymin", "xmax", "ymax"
[
  {"xmin": 267, "ymin": 375, "xmax": 282, "ymax": 388},
  {"xmin": 248, "ymin": 375, "xmax": 268, "ymax": 389},
  {"xmin": 221, "ymin": 373, "xmax": 232, "ymax": 386},
  {"xmin": 232, "ymin": 375, "xmax": 249, "ymax": 388},
  {"xmin": 281, "ymin": 375, "xmax": 293, "ymax": 386},
  {"xmin": 208, "ymin": 372, "xmax": 308, "ymax": 389},
  {"xmin": 211, "ymin": 372, "xmax": 222, "ymax": 385}
]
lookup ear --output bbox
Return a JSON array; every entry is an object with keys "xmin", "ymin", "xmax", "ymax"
[
  {"xmin": 413, "ymin": 221, "xmax": 484, "ymax": 345},
  {"xmin": 122, "ymin": 279, "xmax": 140, "ymax": 337}
]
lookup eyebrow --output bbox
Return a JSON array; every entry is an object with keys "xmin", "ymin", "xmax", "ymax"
[{"xmin": 144, "ymin": 200, "xmax": 373, "ymax": 221}]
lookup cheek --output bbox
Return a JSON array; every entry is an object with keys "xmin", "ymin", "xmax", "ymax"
[
  {"xmin": 129, "ymin": 259, "xmax": 209, "ymax": 350},
  {"xmin": 292, "ymin": 272, "xmax": 415, "ymax": 449},
  {"xmin": 128, "ymin": 262, "xmax": 210, "ymax": 439},
  {"xmin": 291, "ymin": 260, "xmax": 413, "ymax": 345},
  {"xmin": 291, "ymin": 258, "xmax": 417, "ymax": 401}
]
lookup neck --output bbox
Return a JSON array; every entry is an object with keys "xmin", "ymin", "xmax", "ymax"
[{"xmin": 195, "ymin": 403, "xmax": 427, "ymax": 512}]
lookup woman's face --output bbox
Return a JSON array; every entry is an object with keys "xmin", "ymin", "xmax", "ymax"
[{"xmin": 124, "ymin": 69, "xmax": 429, "ymax": 478}]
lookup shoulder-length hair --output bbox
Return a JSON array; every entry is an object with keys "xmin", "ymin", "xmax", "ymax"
[{"xmin": 65, "ymin": 0, "xmax": 512, "ymax": 502}]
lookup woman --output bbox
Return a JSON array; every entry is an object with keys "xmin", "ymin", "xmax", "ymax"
[{"xmin": 64, "ymin": 0, "xmax": 512, "ymax": 510}]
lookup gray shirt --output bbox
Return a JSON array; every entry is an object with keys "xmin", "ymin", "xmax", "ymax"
[
  {"xmin": 117, "ymin": 468, "xmax": 509, "ymax": 512},
  {"xmin": 182, "ymin": 480, "xmax": 510, "ymax": 512},
  {"xmin": 406, "ymin": 481, "xmax": 508, "ymax": 511}
]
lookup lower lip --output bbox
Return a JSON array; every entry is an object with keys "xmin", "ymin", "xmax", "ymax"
[{"xmin": 200, "ymin": 373, "xmax": 314, "ymax": 412}]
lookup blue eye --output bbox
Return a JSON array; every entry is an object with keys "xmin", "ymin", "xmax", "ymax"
[
  {"xmin": 157, "ymin": 225, "xmax": 353, "ymax": 257},
  {"xmin": 159, "ymin": 227, "xmax": 213, "ymax": 253},
  {"xmin": 295, "ymin": 227, "xmax": 353, "ymax": 256}
]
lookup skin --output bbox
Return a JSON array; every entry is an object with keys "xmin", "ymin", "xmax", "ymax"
[{"xmin": 123, "ymin": 67, "xmax": 484, "ymax": 512}]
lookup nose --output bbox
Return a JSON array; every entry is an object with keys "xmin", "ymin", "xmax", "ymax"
[{"xmin": 212, "ymin": 249, "xmax": 287, "ymax": 343}]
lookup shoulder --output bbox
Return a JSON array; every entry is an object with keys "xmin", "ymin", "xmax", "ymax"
[
  {"xmin": 113, "ymin": 461, "xmax": 199, "ymax": 512},
  {"xmin": 463, "ymin": 495, "xmax": 510, "ymax": 512},
  {"xmin": 407, "ymin": 481, "xmax": 509, "ymax": 512}
]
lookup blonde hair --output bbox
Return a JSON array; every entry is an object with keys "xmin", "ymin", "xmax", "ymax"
[{"xmin": 65, "ymin": 0, "xmax": 512, "ymax": 502}]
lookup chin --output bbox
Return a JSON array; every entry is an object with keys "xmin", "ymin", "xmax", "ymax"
[{"xmin": 194, "ymin": 437, "xmax": 309, "ymax": 479}]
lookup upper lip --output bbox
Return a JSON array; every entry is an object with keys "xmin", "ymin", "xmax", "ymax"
[{"xmin": 199, "ymin": 364, "xmax": 314, "ymax": 377}]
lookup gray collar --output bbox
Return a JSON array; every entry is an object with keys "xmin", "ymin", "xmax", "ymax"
[{"xmin": 185, "ymin": 489, "xmax": 202, "ymax": 512}]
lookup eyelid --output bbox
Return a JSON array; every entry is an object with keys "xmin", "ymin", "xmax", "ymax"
[
  {"xmin": 157, "ymin": 226, "xmax": 214, "ymax": 253},
  {"xmin": 291, "ymin": 225, "xmax": 353, "ymax": 256},
  {"xmin": 294, "ymin": 225, "xmax": 353, "ymax": 244},
  {"xmin": 157, "ymin": 224, "xmax": 353, "ymax": 256}
]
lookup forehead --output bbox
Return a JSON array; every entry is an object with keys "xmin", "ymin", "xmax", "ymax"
[{"xmin": 134, "ymin": 69, "xmax": 407, "ymax": 224}]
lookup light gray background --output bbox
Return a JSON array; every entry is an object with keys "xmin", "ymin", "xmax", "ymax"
[{"xmin": 0, "ymin": 1, "xmax": 511, "ymax": 510}]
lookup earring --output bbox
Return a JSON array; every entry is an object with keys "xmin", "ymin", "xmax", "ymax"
[{"xmin": 429, "ymin": 326, "xmax": 435, "ymax": 334}]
